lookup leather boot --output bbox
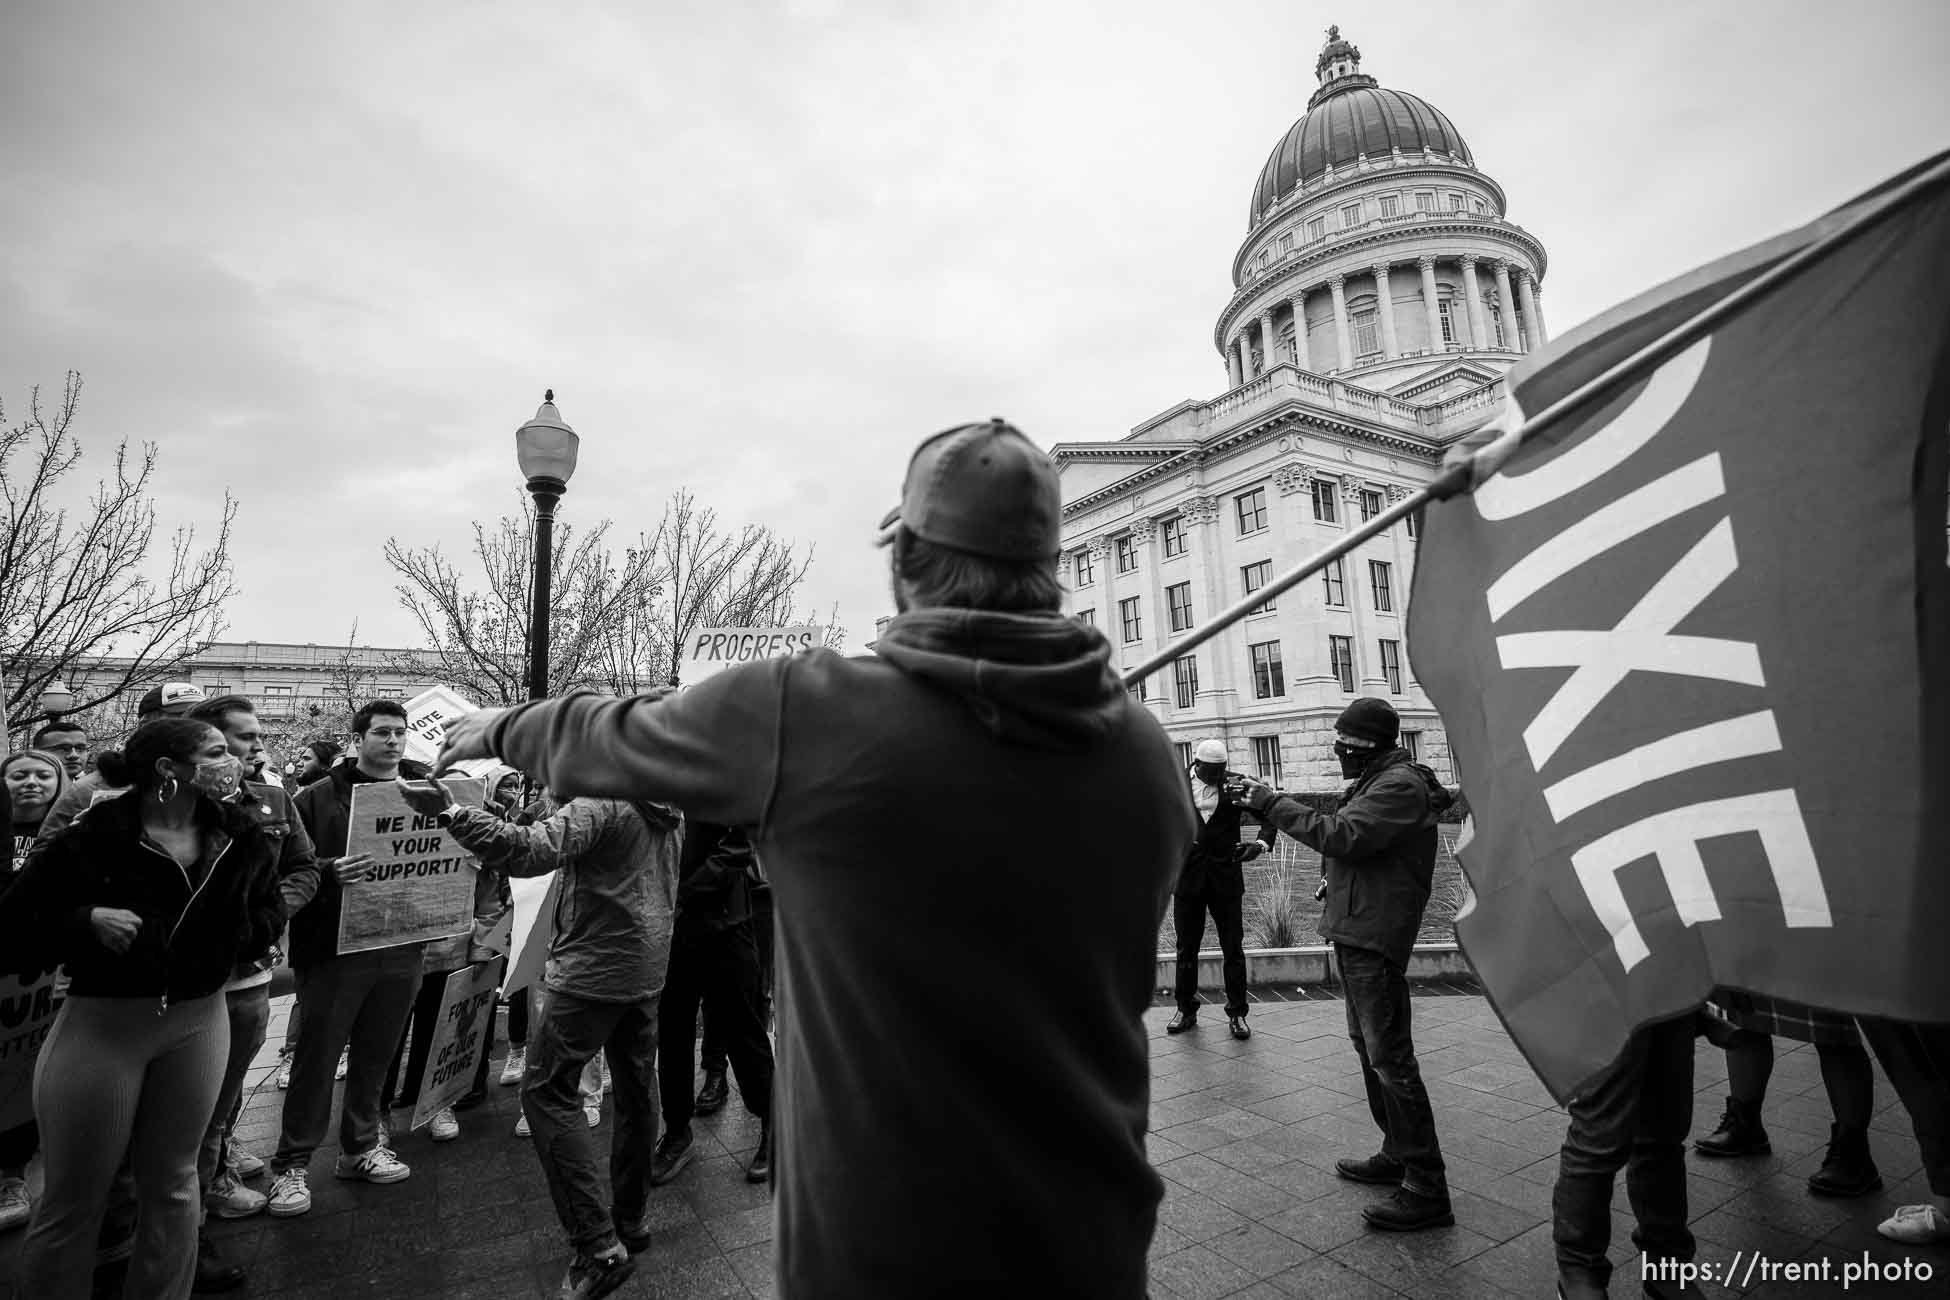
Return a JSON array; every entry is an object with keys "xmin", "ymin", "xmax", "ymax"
[
  {"xmin": 1807, "ymin": 1123, "xmax": 1882, "ymax": 1197},
  {"xmin": 1693, "ymin": 1097, "xmax": 1769, "ymax": 1158},
  {"xmin": 1165, "ymin": 1009, "xmax": 1198, "ymax": 1034},
  {"xmin": 693, "ymin": 1070, "xmax": 729, "ymax": 1115},
  {"xmin": 192, "ymin": 1231, "xmax": 246, "ymax": 1293},
  {"xmin": 746, "ymin": 1120, "xmax": 773, "ymax": 1184}
]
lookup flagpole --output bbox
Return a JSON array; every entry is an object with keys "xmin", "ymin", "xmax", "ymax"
[{"xmin": 1122, "ymin": 148, "xmax": 1950, "ymax": 691}]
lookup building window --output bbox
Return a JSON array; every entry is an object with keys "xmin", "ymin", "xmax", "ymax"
[
  {"xmin": 1352, "ymin": 308, "xmax": 1380, "ymax": 357},
  {"xmin": 263, "ymin": 684, "xmax": 293, "ymax": 697},
  {"xmin": 1340, "ymin": 203, "xmax": 1361, "ymax": 228},
  {"xmin": 1252, "ymin": 735, "xmax": 1283, "ymax": 783},
  {"xmin": 1359, "ymin": 489, "xmax": 1383, "ymax": 521},
  {"xmin": 1329, "ymin": 635, "xmax": 1356, "ymax": 692},
  {"xmin": 1369, "ymin": 560, "xmax": 1394, "ymax": 612},
  {"xmin": 1378, "ymin": 639, "xmax": 1403, "ymax": 693},
  {"xmin": 1449, "ymin": 193, "xmax": 1466, "ymax": 212},
  {"xmin": 1437, "ymin": 297, "xmax": 1457, "ymax": 344},
  {"xmin": 1161, "ymin": 516, "xmax": 1186, "ymax": 557},
  {"xmin": 1235, "ymin": 487, "xmax": 1268, "ymax": 535},
  {"xmin": 1401, "ymin": 730, "xmax": 1421, "ymax": 762},
  {"xmin": 1406, "ymin": 509, "xmax": 1419, "ymax": 540},
  {"xmin": 1249, "ymin": 641, "xmax": 1286, "ymax": 699},
  {"xmin": 1115, "ymin": 534, "xmax": 1137, "ymax": 574},
  {"xmin": 1167, "ymin": 582, "xmax": 1195, "ymax": 632},
  {"xmin": 1379, "ymin": 193, "xmax": 1400, "ymax": 218},
  {"xmin": 1322, "ymin": 557, "xmax": 1347, "ymax": 606},
  {"xmin": 1130, "ymin": 676, "xmax": 1148, "ymax": 702},
  {"xmin": 1173, "ymin": 656, "xmax": 1199, "ymax": 709},
  {"xmin": 1473, "ymin": 197, "xmax": 1487, "ymax": 214},
  {"xmin": 1075, "ymin": 607, "xmax": 1096, "ymax": 627},
  {"xmin": 1279, "ymin": 328, "xmax": 1296, "ymax": 364},
  {"xmin": 1488, "ymin": 299, "xmax": 1507, "ymax": 347},
  {"xmin": 1072, "ymin": 548, "xmax": 1095, "ymax": 587},
  {"xmin": 1414, "ymin": 192, "xmax": 1433, "ymax": 212},
  {"xmin": 1241, "ymin": 560, "xmax": 1275, "ymax": 614},
  {"xmin": 1256, "ymin": 251, "xmax": 1269, "ymax": 272},
  {"xmin": 1310, "ymin": 478, "xmax": 1339, "ymax": 523},
  {"xmin": 1119, "ymin": 597, "xmax": 1142, "ymax": 643},
  {"xmin": 1175, "ymin": 741, "xmax": 1194, "ymax": 769},
  {"xmin": 1306, "ymin": 216, "xmax": 1326, "ymax": 242},
  {"xmin": 1280, "ymin": 232, "xmax": 1295, "ymax": 253}
]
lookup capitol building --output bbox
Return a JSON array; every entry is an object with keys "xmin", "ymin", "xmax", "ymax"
[{"xmin": 1054, "ymin": 26, "xmax": 1550, "ymax": 790}]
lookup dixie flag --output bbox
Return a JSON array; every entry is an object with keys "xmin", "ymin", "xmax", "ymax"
[{"xmin": 1408, "ymin": 150, "xmax": 1950, "ymax": 1102}]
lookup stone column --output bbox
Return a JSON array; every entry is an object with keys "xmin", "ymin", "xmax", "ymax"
[
  {"xmin": 1518, "ymin": 271, "xmax": 1547, "ymax": 345},
  {"xmin": 1372, "ymin": 263, "xmax": 1399, "ymax": 360},
  {"xmin": 1235, "ymin": 336, "xmax": 1251, "ymax": 384},
  {"xmin": 1492, "ymin": 260, "xmax": 1520, "ymax": 352},
  {"xmin": 1289, "ymin": 291, "xmax": 1313, "ymax": 371},
  {"xmin": 1225, "ymin": 343, "xmax": 1242, "ymax": 389},
  {"xmin": 1328, "ymin": 276, "xmax": 1352, "ymax": 373},
  {"xmin": 1260, "ymin": 310, "xmax": 1278, "ymax": 370},
  {"xmin": 1418, "ymin": 256, "xmax": 1442, "ymax": 352},
  {"xmin": 1460, "ymin": 256, "xmax": 1487, "ymax": 350},
  {"xmin": 1183, "ymin": 497, "xmax": 1238, "ymax": 716}
]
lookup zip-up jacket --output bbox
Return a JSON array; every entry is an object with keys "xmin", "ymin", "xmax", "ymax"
[
  {"xmin": 0, "ymin": 790, "xmax": 286, "ymax": 1001},
  {"xmin": 288, "ymin": 758, "xmax": 429, "ymax": 970},
  {"xmin": 222, "ymin": 779, "xmax": 321, "ymax": 980},
  {"xmin": 442, "ymin": 797, "xmax": 680, "ymax": 1003},
  {"xmin": 675, "ymin": 820, "xmax": 755, "ymax": 932}
]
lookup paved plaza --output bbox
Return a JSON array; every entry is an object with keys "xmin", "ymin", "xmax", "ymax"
[{"xmin": 0, "ymin": 986, "xmax": 1941, "ymax": 1298}]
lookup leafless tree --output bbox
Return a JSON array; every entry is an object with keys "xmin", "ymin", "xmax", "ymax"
[
  {"xmin": 1, "ymin": 373, "xmax": 236, "ymax": 737},
  {"xmin": 387, "ymin": 488, "xmax": 832, "ymax": 704}
]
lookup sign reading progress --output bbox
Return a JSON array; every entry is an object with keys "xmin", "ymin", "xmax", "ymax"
[{"xmin": 682, "ymin": 626, "xmax": 821, "ymax": 684}]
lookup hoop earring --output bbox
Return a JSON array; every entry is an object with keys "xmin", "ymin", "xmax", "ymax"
[{"xmin": 157, "ymin": 776, "xmax": 180, "ymax": 804}]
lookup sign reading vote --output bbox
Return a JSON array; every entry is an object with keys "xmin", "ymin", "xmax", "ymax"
[
  {"xmin": 338, "ymin": 778, "xmax": 486, "ymax": 956},
  {"xmin": 681, "ymin": 626, "xmax": 820, "ymax": 684}
]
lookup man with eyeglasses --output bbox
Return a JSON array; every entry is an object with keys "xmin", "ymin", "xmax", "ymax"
[{"xmin": 29, "ymin": 721, "xmax": 89, "ymax": 781}]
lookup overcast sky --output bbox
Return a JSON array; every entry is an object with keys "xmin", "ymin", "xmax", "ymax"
[{"xmin": 4, "ymin": 0, "xmax": 1945, "ymax": 656}]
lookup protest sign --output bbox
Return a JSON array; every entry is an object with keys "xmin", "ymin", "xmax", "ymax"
[
  {"xmin": 503, "ymin": 872, "xmax": 561, "ymax": 994},
  {"xmin": 410, "ymin": 961, "xmax": 500, "ymax": 1130},
  {"xmin": 402, "ymin": 684, "xmax": 500, "ymax": 779},
  {"xmin": 679, "ymin": 626, "xmax": 820, "ymax": 685},
  {"xmin": 337, "ymin": 778, "xmax": 487, "ymax": 956},
  {"xmin": 0, "ymin": 964, "xmax": 65, "ymax": 1131}
]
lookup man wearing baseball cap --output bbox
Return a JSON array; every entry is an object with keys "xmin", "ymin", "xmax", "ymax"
[
  {"xmin": 33, "ymin": 682, "xmax": 207, "ymax": 840},
  {"xmin": 1167, "ymin": 738, "xmax": 1278, "ymax": 1040},
  {"xmin": 434, "ymin": 419, "xmax": 1191, "ymax": 1297},
  {"xmin": 1232, "ymin": 697, "xmax": 1456, "ymax": 1233}
]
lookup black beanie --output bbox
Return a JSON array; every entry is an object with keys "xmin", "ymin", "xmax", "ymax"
[
  {"xmin": 1335, "ymin": 697, "xmax": 1399, "ymax": 746},
  {"xmin": 308, "ymin": 740, "xmax": 341, "ymax": 766}
]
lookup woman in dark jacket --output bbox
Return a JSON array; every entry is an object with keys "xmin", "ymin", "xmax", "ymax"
[
  {"xmin": 0, "ymin": 749, "xmax": 71, "ymax": 1234},
  {"xmin": 0, "ymin": 717, "xmax": 285, "ymax": 1300}
]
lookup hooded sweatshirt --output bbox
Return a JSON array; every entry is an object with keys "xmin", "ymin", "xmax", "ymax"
[{"xmin": 483, "ymin": 607, "xmax": 1191, "ymax": 1299}]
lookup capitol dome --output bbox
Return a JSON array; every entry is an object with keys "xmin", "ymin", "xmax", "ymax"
[{"xmin": 1249, "ymin": 26, "xmax": 1472, "ymax": 225}]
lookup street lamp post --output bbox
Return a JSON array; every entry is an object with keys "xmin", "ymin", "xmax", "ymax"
[
  {"xmin": 514, "ymin": 391, "xmax": 581, "ymax": 703},
  {"xmin": 39, "ymin": 680, "xmax": 75, "ymax": 723}
]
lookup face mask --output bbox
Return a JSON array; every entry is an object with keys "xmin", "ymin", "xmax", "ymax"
[
  {"xmin": 190, "ymin": 754, "xmax": 243, "ymax": 799},
  {"xmin": 1334, "ymin": 741, "xmax": 1376, "ymax": 779},
  {"xmin": 1193, "ymin": 763, "xmax": 1227, "ymax": 787}
]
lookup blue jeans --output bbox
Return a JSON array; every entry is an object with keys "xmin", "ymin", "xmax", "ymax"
[
  {"xmin": 1335, "ymin": 942, "xmax": 1447, "ymax": 1197},
  {"xmin": 1551, "ymin": 1015, "xmax": 1696, "ymax": 1290},
  {"xmin": 521, "ymin": 988, "xmax": 661, "ymax": 1255}
]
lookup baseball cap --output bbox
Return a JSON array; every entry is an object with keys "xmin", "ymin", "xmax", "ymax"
[
  {"xmin": 138, "ymin": 682, "xmax": 206, "ymax": 719},
  {"xmin": 1194, "ymin": 739, "xmax": 1228, "ymax": 764},
  {"xmin": 877, "ymin": 419, "xmax": 1062, "ymax": 561}
]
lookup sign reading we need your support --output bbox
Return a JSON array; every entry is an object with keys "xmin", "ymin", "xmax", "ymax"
[
  {"xmin": 338, "ymin": 778, "xmax": 486, "ymax": 956},
  {"xmin": 681, "ymin": 626, "xmax": 821, "ymax": 685}
]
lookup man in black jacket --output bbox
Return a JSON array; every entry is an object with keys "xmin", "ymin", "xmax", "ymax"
[
  {"xmin": 1233, "ymin": 697, "xmax": 1454, "ymax": 1233},
  {"xmin": 649, "ymin": 820, "xmax": 774, "ymax": 1187},
  {"xmin": 1167, "ymin": 739, "xmax": 1277, "ymax": 1041}
]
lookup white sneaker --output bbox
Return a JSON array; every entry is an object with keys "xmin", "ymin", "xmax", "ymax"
[
  {"xmin": 205, "ymin": 1171, "xmax": 268, "ymax": 1219},
  {"xmin": 585, "ymin": 1105, "xmax": 602, "ymax": 1129},
  {"xmin": 1877, "ymin": 1203, "xmax": 1950, "ymax": 1245},
  {"xmin": 228, "ymin": 1146, "xmax": 266, "ymax": 1179},
  {"xmin": 0, "ymin": 1176, "xmax": 30, "ymax": 1232},
  {"xmin": 429, "ymin": 1108, "xmax": 460, "ymax": 1142},
  {"xmin": 499, "ymin": 1046, "xmax": 527, "ymax": 1086},
  {"xmin": 334, "ymin": 1144, "xmax": 410, "ymax": 1184},
  {"xmin": 275, "ymin": 1050, "xmax": 294, "ymax": 1090},
  {"xmin": 266, "ymin": 1168, "xmax": 311, "ymax": 1217},
  {"xmin": 334, "ymin": 1049, "xmax": 348, "ymax": 1081},
  {"xmin": 514, "ymin": 1112, "xmax": 531, "ymax": 1138}
]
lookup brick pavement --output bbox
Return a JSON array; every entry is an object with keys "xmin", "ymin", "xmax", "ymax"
[{"xmin": 0, "ymin": 990, "xmax": 1942, "ymax": 1298}]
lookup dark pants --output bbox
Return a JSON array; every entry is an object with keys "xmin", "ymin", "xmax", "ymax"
[
  {"xmin": 1857, "ymin": 1017, "xmax": 1950, "ymax": 1195},
  {"xmin": 198, "ymin": 984, "xmax": 271, "ymax": 1199},
  {"xmin": 1173, "ymin": 884, "xmax": 1246, "ymax": 1018},
  {"xmin": 1335, "ymin": 943, "xmax": 1446, "ymax": 1197},
  {"xmin": 383, "ymin": 968, "xmax": 457, "ymax": 1112},
  {"xmin": 702, "ymin": 888, "xmax": 775, "ymax": 1072},
  {"xmin": 1551, "ymin": 1015, "xmax": 1696, "ymax": 1291},
  {"xmin": 521, "ymin": 988, "xmax": 660, "ymax": 1256},
  {"xmin": 273, "ymin": 948, "xmax": 421, "ymax": 1172},
  {"xmin": 661, "ymin": 922, "xmax": 773, "ymax": 1130}
]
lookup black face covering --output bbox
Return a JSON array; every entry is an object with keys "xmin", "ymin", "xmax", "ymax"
[
  {"xmin": 1334, "ymin": 741, "xmax": 1377, "ymax": 779},
  {"xmin": 1193, "ymin": 762, "xmax": 1227, "ymax": 787}
]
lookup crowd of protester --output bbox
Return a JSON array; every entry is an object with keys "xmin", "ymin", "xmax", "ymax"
[{"xmin": 0, "ymin": 420, "xmax": 1944, "ymax": 1300}]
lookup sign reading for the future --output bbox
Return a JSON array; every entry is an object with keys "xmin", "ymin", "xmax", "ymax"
[
  {"xmin": 410, "ymin": 960, "xmax": 500, "ymax": 1130},
  {"xmin": 680, "ymin": 626, "xmax": 820, "ymax": 684},
  {"xmin": 338, "ymin": 778, "xmax": 487, "ymax": 956}
]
